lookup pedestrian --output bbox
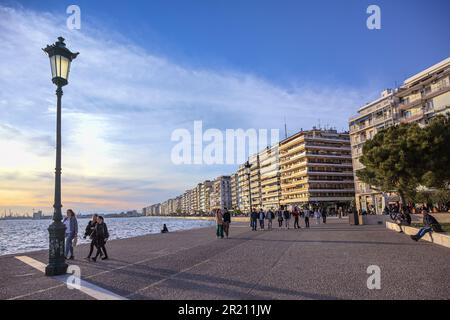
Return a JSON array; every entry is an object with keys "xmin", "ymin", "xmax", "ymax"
[
  {"xmin": 266, "ymin": 208, "xmax": 274, "ymax": 230},
  {"xmin": 322, "ymin": 208, "xmax": 327, "ymax": 224},
  {"xmin": 293, "ymin": 207, "xmax": 301, "ymax": 229},
  {"xmin": 314, "ymin": 209, "xmax": 321, "ymax": 224},
  {"xmin": 411, "ymin": 210, "xmax": 443, "ymax": 241},
  {"xmin": 223, "ymin": 207, "xmax": 231, "ymax": 238},
  {"xmin": 84, "ymin": 213, "xmax": 99, "ymax": 260},
  {"xmin": 91, "ymin": 216, "xmax": 109, "ymax": 262},
  {"xmin": 250, "ymin": 208, "xmax": 258, "ymax": 231},
  {"xmin": 215, "ymin": 209, "xmax": 224, "ymax": 238},
  {"xmin": 283, "ymin": 208, "xmax": 291, "ymax": 229},
  {"xmin": 277, "ymin": 208, "xmax": 284, "ymax": 228},
  {"xmin": 338, "ymin": 207, "xmax": 343, "ymax": 219},
  {"xmin": 161, "ymin": 224, "xmax": 169, "ymax": 233},
  {"xmin": 258, "ymin": 209, "xmax": 265, "ymax": 230},
  {"xmin": 304, "ymin": 208, "xmax": 310, "ymax": 228},
  {"xmin": 63, "ymin": 209, "xmax": 78, "ymax": 260}
]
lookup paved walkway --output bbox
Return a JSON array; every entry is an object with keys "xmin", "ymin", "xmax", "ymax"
[{"xmin": 1, "ymin": 218, "xmax": 449, "ymax": 300}]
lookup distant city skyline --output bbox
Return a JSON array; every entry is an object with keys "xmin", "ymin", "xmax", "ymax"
[{"xmin": 1, "ymin": 0, "xmax": 449, "ymax": 214}]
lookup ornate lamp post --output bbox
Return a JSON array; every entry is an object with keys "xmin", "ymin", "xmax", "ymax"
[
  {"xmin": 43, "ymin": 37, "xmax": 79, "ymax": 276},
  {"xmin": 244, "ymin": 161, "xmax": 252, "ymax": 214}
]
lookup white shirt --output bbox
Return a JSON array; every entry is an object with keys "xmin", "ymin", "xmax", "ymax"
[{"xmin": 64, "ymin": 217, "xmax": 72, "ymax": 234}]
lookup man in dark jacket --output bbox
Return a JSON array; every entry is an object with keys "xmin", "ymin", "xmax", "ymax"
[
  {"xmin": 92, "ymin": 216, "xmax": 109, "ymax": 262},
  {"xmin": 84, "ymin": 214, "xmax": 99, "ymax": 260},
  {"xmin": 411, "ymin": 211, "xmax": 443, "ymax": 241},
  {"xmin": 222, "ymin": 208, "xmax": 231, "ymax": 238},
  {"xmin": 258, "ymin": 209, "xmax": 265, "ymax": 230},
  {"xmin": 250, "ymin": 209, "xmax": 258, "ymax": 231}
]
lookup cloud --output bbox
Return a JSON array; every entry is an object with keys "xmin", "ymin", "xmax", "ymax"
[{"xmin": 0, "ymin": 5, "xmax": 375, "ymax": 214}]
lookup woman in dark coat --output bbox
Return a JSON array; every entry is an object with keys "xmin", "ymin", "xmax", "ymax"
[
  {"xmin": 91, "ymin": 216, "xmax": 109, "ymax": 262},
  {"xmin": 84, "ymin": 214, "xmax": 99, "ymax": 260}
]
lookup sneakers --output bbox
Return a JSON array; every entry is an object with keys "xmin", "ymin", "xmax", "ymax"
[
  {"xmin": 410, "ymin": 235, "xmax": 419, "ymax": 242},
  {"xmin": 101, "ymin": 256, "xmax": 109, "ymax": 260}
]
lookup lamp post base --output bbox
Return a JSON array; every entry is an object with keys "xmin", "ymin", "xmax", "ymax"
[{"xmin": 45, "ymin": 221, "xmax": 68, "ymax": 276}]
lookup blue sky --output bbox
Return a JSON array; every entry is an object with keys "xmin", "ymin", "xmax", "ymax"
[{"xmin": 0, "ymin": 0, "xmax": 449, "ymax": 214}]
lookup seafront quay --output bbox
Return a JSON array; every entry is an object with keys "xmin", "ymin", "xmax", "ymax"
[{"xmin": 1, "ymin": 218, "xmax": 449, "ymax": 300}]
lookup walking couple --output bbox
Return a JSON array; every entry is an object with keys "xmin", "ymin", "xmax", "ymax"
[
  {"xmin": 215, "ymin": 208, "xmax": 231, "ymax": 239},
  {"xmin": 84, "ymin": 214, "xmax": 110, "ymax": 262}
]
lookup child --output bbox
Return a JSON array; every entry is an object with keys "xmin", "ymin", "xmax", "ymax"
[{"xmin": 92, "ymin": 216, "xmax": 109, "ymax": 262}]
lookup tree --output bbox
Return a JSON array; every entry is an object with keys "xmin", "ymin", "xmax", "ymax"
[
  {"xmin": 420, "ymin": 116, "xmax": 450, "ymax": 189},
  {"xmin": 356, "ymin": 122, "xmax": 427, "ymax": 208},
  {"xmin": 357, "ymin": 116, "xmax": 450, "ymax": 209}
]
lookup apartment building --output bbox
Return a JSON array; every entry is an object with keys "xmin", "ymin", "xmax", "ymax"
[
  {"xmin": 237, "ymin": 164, "xmax": 250, "ymax": 213},
  {"xmin": 349, "ymin": 57, "xmax": 450, "ymax": 215},
  {"xmin": 249, "ymin": 154, "xmax": 262, "ymax": 210},
  {"xmin": 230, "ymin": 173, "xmax": 239, "ymax": 211},
  {"xmin": 349, "ymin": 89, "xmax": 397, "ymax": 214},
  {"xmin": 145, "ymin": 203, "xmax": 161, "ymax": 216},
  {"xmin": 279, "ymin": 128, "xmax": 354, "ymax": 207},
  {"xmin": 191, "ymin": 184, "xmax": 201, "ymax": 214},
  {"xmin": 397, "ymin": 58, "xmax": 450, "ymax": 126},
  {"xmin": 199, "ymin": 180, "xmax": 213, "ymax": 213},
  {"xmin": 259, "ymin": 145, "xmax": 281, "ymax": 210},
  {"xmin": 210, "ymin": 176, "xmax": 232, "ymax": 210},
  {"xmin": 160, "ymin": 200, "xmax": 169, "ymax": 215}
]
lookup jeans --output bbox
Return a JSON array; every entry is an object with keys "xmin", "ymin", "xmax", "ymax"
[
  {"xmin": 294, "ymin": 217, "xmax": 300, "ymax": 229},
  {"xmin": 305, "ymin": 217, "xmax": 310, "ymax": 228},
  {"xmin": 223, "ymin": 222, "xmax": 230, "ymax": 237},
  {"xmin": 259, "ymin": 220, "xmax": 265, "ymax": 229},
  {"xmin": 415, "ymin": 226, "xmax": 432, "ymax": 239},
  {"xmin": 216, "ymin": 224, "xmax": 224, "ymax": 238},
  {"xmin": 251, "ymin": 218, "xmax": 257, "ymax": 231},
  {"xmin": 65, "ymin": 234, "xmax": 74, "ymax": 258}
]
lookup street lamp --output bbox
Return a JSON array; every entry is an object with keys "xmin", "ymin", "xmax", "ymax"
[
  {"xmin": 43, "ymin": 37, "xmax": 79, "ymax": 276},
  {"xmin": 244, "ymin": 161, "xmax": 252, "ymax": 213}
]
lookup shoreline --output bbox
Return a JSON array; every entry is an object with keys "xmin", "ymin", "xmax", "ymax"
[{"xmin": 0, "ymin": 216, "xmax": 218, "ymax": 258}]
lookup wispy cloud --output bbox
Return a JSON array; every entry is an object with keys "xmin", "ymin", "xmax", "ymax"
[{"xmin": 0, "ymin": 5, "xmax": 375, "ymax": 214}]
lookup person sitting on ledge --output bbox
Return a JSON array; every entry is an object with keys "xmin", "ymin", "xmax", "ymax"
[
  {"xmin": 411, "ymin": 210, "xmax": 443, "ymax": 242},
  {"xmin": 161, "ymin": 224, "xmax": 169, "ymax": 233}
]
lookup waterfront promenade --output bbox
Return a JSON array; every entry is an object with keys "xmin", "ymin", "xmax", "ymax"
[{"xmin": 1, "ymin": 218, "xmax": 449, "ymax": 300}]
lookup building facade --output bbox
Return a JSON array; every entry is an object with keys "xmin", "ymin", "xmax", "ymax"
[
  {"xmin": 279, "ymin": 128, "xmax": 354, "ymax": 207},
  {"xmin": 237, "ymin": 164, "xmax": 250, "ymax": 213},
  {"xmin": 249, "ymin": 154, "xmax": 262, "ymax": 210},
  {"xmin": 259, "ymin": 145, "xmax": 281, "ymax": 210},
  {"xmin": 349, "ymin": 57, "xmax": 450, "ymax": 215},
  {"xmin": 210, "ymin": 176, "xmax": 232, "ymax": 210},
  {"xmin": 230, "ymin": 173, "xmax": 239, "ymax": 211}
]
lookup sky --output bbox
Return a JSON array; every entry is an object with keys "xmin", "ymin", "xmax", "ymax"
[{"xmin": 0, "ymin": 0, "xmax": 449, "ymax": 215}]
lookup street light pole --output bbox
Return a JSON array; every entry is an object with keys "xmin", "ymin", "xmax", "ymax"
[
  {"xmin": 54, "ymin": 86, "xmax": 63, "ymax": 221},
  {"xmin": 43, "ymin": 37, "xmax": 78, "ymax": 276},
  {"xmin": 245, "ymin": 161, "xmax": 252, "ymax": 213}
]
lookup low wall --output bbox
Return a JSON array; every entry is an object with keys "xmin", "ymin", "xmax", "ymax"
[
  {"xmin": 359, "ymin": 213, "xmax": 450, "ymax": 225},
  {"xmin": 386, "ymin": 221, "xmax": 450, "ymax": 248}
]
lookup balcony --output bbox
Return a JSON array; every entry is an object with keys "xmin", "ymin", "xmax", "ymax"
[{"xmin": 400, "ymin": 111, "xmax": 424, "ymax": 124}]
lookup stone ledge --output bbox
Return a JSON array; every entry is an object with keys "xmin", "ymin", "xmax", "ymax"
[{"xmin": 386, "ymin": 221, "xmax": 450, "ymax": 248}]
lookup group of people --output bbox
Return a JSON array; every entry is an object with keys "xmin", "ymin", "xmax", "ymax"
[
  {"xmin": 62, "ymin": 210, "xmax": 110, "ymax": 262},
  {"xmin": 214, "ymin": 208, "xmax": 232, "ymax": 238},
  {"xmin": 249, "ymin": 206, "xmax": 335, "ymax": 231}
]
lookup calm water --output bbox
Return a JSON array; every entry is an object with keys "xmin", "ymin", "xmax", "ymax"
[{"xmin": 0, "ymin": 216, "xmax": 214, "ymax": 256}]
